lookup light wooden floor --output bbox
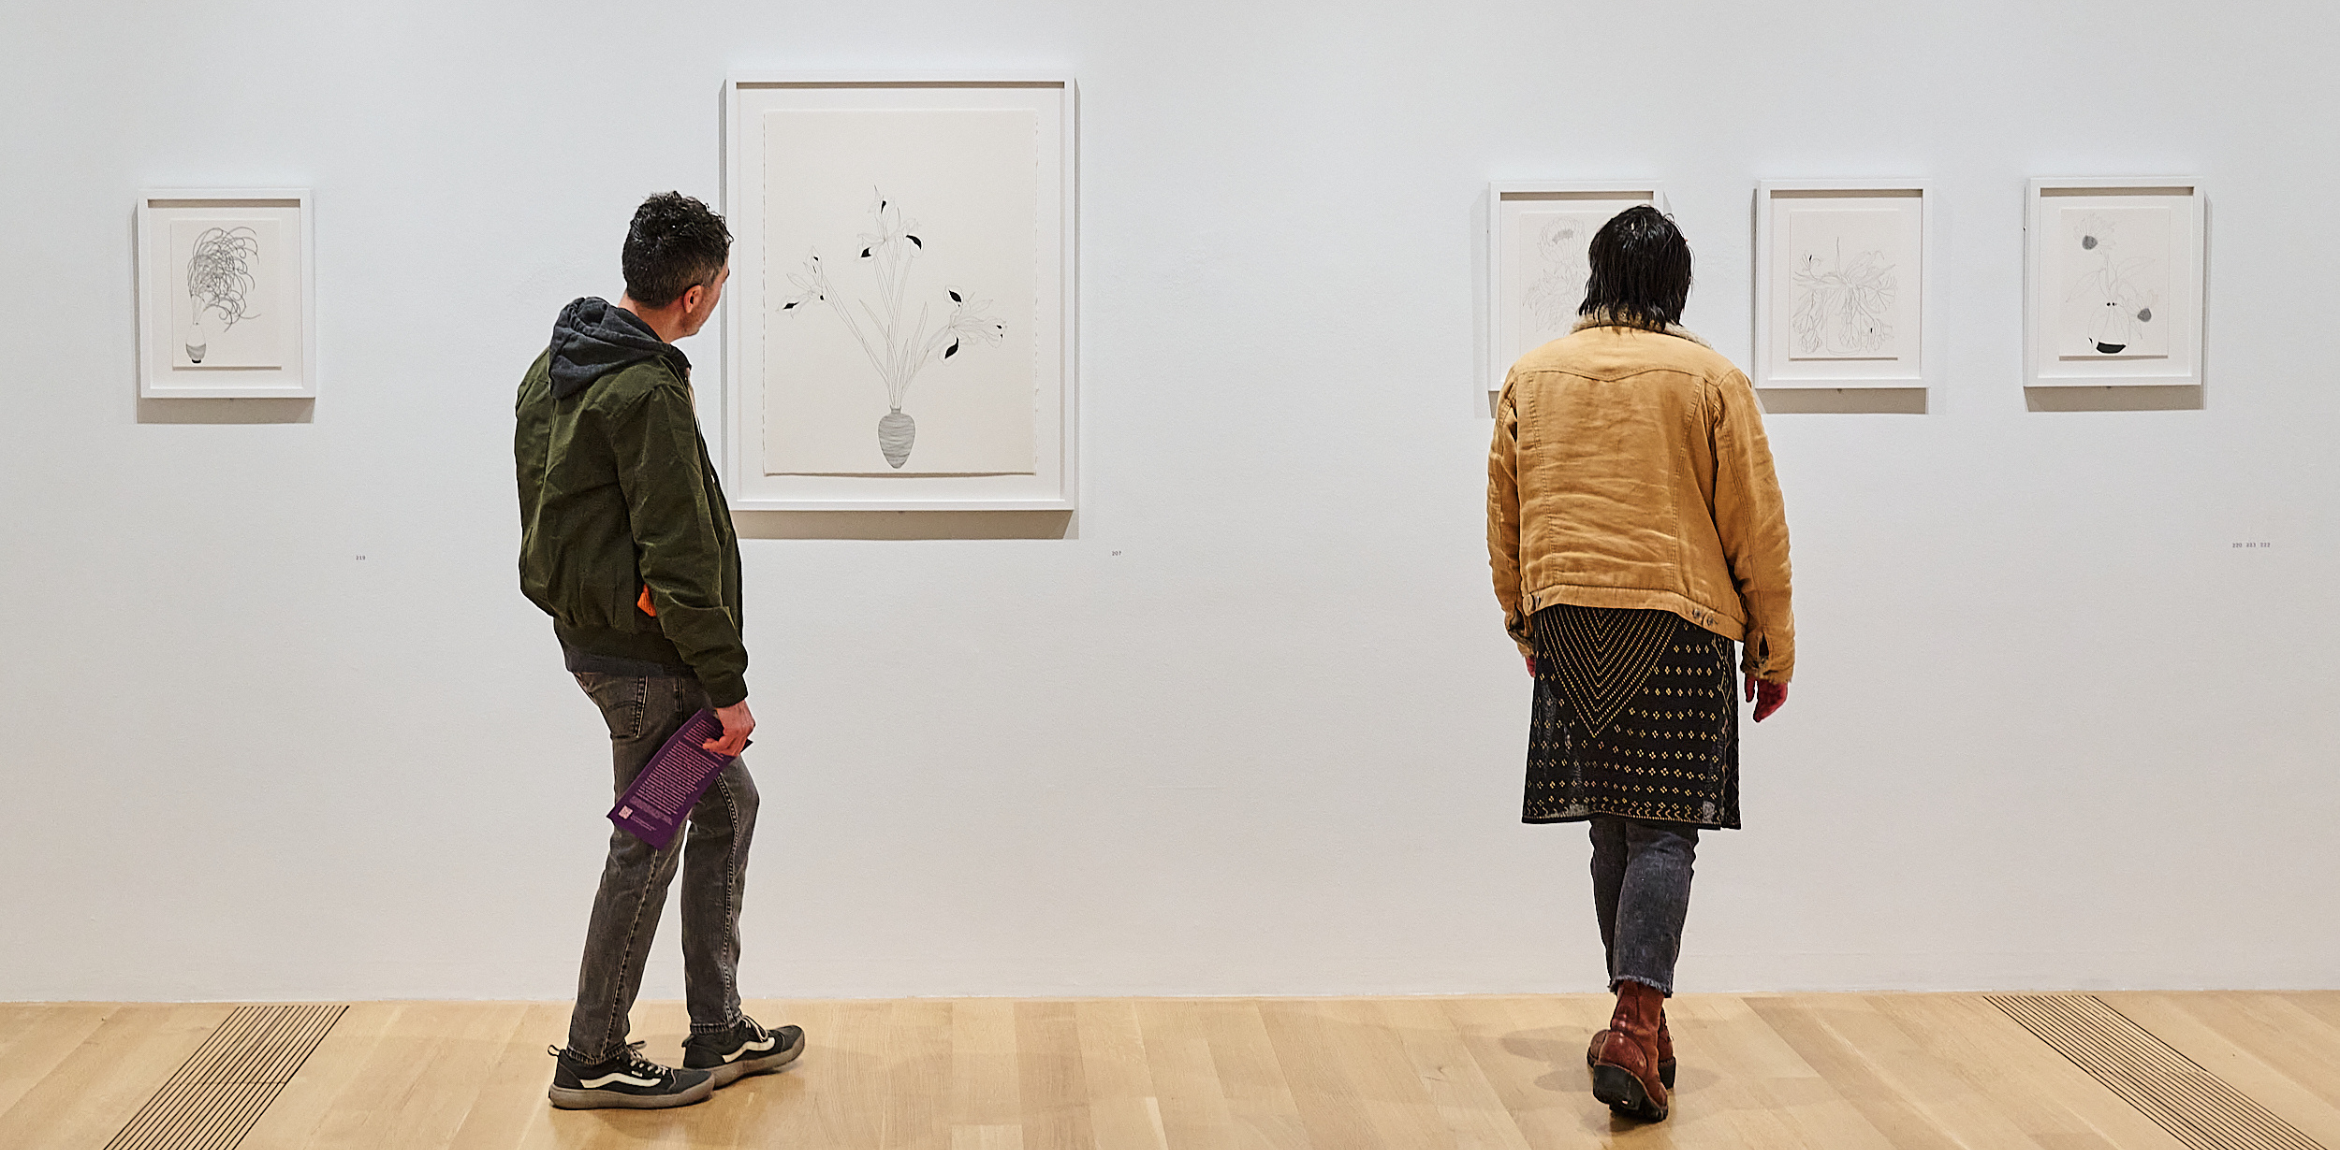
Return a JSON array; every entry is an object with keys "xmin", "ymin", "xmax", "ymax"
[{"xmin": 5, "ymin": 993, "xmax": 2340, "ymax": 1149}]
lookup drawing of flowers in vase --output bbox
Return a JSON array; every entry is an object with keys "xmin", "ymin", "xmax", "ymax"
[
  {"xmin": 182, "ymin": 226, "xmax": 262, "ymax": 364},
  {"xmin": 779, "ymin": 191, "xmax": 1005, "ymax": 469}
]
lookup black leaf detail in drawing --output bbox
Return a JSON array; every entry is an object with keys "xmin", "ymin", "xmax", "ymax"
[
  {"xmin": 2081, "ymin": 234, "xmax": 2099, "ymax": 250},
  {"xmin": 775, "ymin": 187, "xmax": 1007, "ymax": 468},
  {"xmin": 2137, "ymin": 307, "xmax": 2153, "ymax": 322}
]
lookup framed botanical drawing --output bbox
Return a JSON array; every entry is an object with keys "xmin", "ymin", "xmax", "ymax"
[
  {"xmin": 2025, "ymin": 178, "xmax": 2205, "ymax": 388},
  {"xmin": 136, "ymin": 189, "xmax": 315, "ymax": 398},
  {"xmin": 722, "ymin": 76, "xmax": 1076, "ymax": 511},
  {"xmin": 1486, "ymin": 182, "xmax": 1663, "ymax": 392},
  {"xmin": 1753, "ymin": 180, "xmax": 1934, "ymax": 390}
]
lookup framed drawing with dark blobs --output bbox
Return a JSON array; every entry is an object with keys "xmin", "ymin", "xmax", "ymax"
[{"xmin": 2026, "ymin": 178, "xmax": 2206, "ymax": 389}]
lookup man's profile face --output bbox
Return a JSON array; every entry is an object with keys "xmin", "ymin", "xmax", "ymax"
[{"xmin": 678, "ymin": 264, "xmax": 730, "ymax": 339}]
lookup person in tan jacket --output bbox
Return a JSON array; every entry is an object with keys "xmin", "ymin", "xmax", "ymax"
[{"xmin": 1486, "ymin": 205, "xmax": 1794, "ymax": 1124}]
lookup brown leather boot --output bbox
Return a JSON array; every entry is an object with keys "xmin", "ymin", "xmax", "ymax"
[
  {"xmin": 1590, "ymin": 980, "xmax": 1670, "ymax": 1121},
  {"xmin": 1586, "ymin": 1006, "xmax": 1676, "ymax": 1088}
]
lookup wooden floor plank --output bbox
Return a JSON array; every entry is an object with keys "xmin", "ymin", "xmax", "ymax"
[
  {"xmin": 1193, "ymin": 1000, "xmax": 1311, "ymax": 1150},
  {"xmin": 1072, "ymin": 999, "xmax": 1167, "ymax": 1150},
  {"xmin": 885, "ymin": 998, "xmax": 955, "ymax": 1150},
  {"xmin": 1014, "ymin": 1000, "xmax": 1095, "ymax": 1150},
  {"xmin": 1135, "ymin": 996, "xmax": 1242, "ymax": 1150}
]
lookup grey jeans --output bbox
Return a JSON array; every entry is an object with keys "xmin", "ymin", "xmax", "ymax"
[
  {"xmin": 565, "ymin": 672, "xmax": 759, "ymax": 1061},
  {"xmin": 1589, "ymin": 815, "xmax": 1698, "ymax": 996}
]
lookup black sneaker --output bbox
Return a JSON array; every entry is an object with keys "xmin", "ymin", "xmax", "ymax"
[
  {"xmin": 681, "ymin": 1017, "xmax": 806, "ymax": 1087},
  {"xmin": 547, "ymin": 1042, "xmax": 714, "ymax": 1110}
]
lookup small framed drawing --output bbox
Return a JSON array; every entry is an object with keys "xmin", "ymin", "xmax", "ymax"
[
  {"xmin": 1753, "ymin": 180, "xmax": 1933, "ymax": 390},
  {"xmin": 1486, "ymin": 182, "xmax": 1664, "ymax": 392},
  {"xmin": 722, "ymin": 76, "xmax": 1076, "ymax": 511},
  {"xmin": 136, "ymin": 189, "xmax": 316, "ymax": 398},
  {"xmin": 2025, "ymin": 178, "xmax": 2204, "ymax": 388}
]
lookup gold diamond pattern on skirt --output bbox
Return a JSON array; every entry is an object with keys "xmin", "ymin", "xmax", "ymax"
[{"xmin": 1524, "ymin": 604, "xmax": 1740, "ymax": 829}]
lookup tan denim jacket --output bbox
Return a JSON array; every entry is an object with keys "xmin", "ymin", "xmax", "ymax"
[{"xmin": 1487, "ymin": 317, "xmax": 1795, "ymax": 681}]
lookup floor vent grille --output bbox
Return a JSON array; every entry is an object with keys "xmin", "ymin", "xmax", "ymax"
[
  {"xmin": 106, "ymin": 1004, "xmax": 346, "ymax": 1150},
  {"xmin": 1991, "ymin": 994, "xmax": 2323, "ymax": 1150}
]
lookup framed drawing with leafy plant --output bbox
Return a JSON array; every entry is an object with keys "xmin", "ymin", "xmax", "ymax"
[
  {"xmin": 2025, "ymin": 178, "xmax": 2204, "ymax": 388},
  {"xmin": 1753, "ymin": 180, "xmax": 1933, "ymax": 392},
  {"xmin": 722, "ymin": 76, "xmax": 1076, "ymax": 511},
  {"xmin": 136, "ymin": 188, "xmax": 315, "ymax": 398}
]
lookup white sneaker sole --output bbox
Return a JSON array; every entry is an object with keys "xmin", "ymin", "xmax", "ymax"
[{"xmin": 547, "ymin": 1076, "xmax": 715, "ymax": 1110}]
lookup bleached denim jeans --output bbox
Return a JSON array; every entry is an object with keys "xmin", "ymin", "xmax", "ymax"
[
  {"xmin": 564, "ymin": 672, "xmax": 758, "ymax": 1062},
  {"xmin": 1589, "ymin": 815, "xmax": 1698, "ymax": 996}
]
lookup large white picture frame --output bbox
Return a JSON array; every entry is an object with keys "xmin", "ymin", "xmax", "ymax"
[
  {"xmin": 1753, "ymin": 180, "xmax": 1934, "ymax": 391},
  {"xmin": 1485, "ymin": 182, "xmax": 1663, "ymax": 392},
  {"xmin": 2025, "ymin": 178, "xmax": 2205, "ymax": 388},
  {"xmin": 136, "ymin": 188, "xmax": 315, "ymax": 398},
  {"xmin": 722, "ymin": 76, "xmax": 1076, "ymax": 511}
]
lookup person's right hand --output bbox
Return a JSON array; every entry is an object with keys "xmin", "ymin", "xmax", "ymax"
[
  {"xmin": 1745, "ymin": 678, "xmax": 1789, "ymax": 722},
  {"xmin": 704, "ymin": 699, "xmax": 755, "ymax": 756}
]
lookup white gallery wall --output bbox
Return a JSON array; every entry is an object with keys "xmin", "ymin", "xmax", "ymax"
[{"xmin": 2, "ymin": 0, "xmax": 2335, "ymax": 1002}]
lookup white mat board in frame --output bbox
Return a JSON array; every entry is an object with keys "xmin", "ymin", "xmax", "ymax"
[
  {"xmin": 2025, "ymin": 178, "xmax": 2204, "ymax": 388},
  {"xmin": 723, "ymin": 77, "xmax": 1075, "ymax": 511},
  {"xmin": 1485, "ymin": 182, "xmax": 1664, "ymax": 394},
  {"xmin": 136, "ymin": 188, "xmax": 316, "ymax": 398},
  {"xmin": 1752, "ymin": 180, "xmax": 1935, "ymax": 391}
]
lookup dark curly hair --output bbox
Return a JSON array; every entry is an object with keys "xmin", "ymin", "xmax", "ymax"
[
  {"xmin": 622, "ymin": 192, "xmax": 732, "ymax": 308},
  {"xmin": 1579, "ymin": 205, "xmax": 1693, "ymax": 330}
]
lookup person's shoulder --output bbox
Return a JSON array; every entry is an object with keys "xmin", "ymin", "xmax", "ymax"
[
  {"xmin": 1509, "ymin": 327, "xmax": 1602, "ymax": 375},
  {"xmin": 1668, "ymin": 337, "xmax": 1745, "ymax": 382},
  {"xmin": 518, "ymin": 348, "xmax": 553, "ymax": 389},
  {"xmin": 586, "ymin": 357, "xmax": 689, "ymax": 412}
]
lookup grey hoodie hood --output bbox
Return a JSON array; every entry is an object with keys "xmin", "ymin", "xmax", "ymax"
[{"xmin": 546, "ymin": 297, "xmax": 688, "ymax": 399}]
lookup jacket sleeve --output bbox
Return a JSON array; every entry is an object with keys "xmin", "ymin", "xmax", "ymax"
[
  {"xmin": 1486, "ymin": 379, "xmax": 1535, "ymax": 658},
  {"xmin": 608, "ymin": 381, "xmax": 750, "ymax": 707},
  {"xmin": 1709, "ymin": 371, "xmax": 1795, "ymax": 681}
]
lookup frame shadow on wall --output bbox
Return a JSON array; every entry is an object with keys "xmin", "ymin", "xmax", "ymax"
[
  {"xmin": 2024, "ymin": 384, "xmax": 2203, "ymax": 412},
  {"xmin": 136, "ymin": 397, "xmax": 313, "ymax": 424},
  {"xmin": 1759, "ymin": 388, "xmax": 1927, "ymax": 415},
  {"xmin": 733, "ymin": 509, "xmax": 1074, "ymax": 541}
]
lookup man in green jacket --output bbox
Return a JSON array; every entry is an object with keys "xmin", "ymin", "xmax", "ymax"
[{"xmin": 515, "ymin": 192, "xmax": 803, "ymax": 1110}]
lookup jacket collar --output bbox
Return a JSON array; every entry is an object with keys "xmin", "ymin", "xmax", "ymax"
[{"xmin": 1571, "ymin": 309, "xmax": 1711, "ymax": 349}]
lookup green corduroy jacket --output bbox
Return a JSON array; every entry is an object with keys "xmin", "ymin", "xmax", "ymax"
[{"xmin": 514, "ymin": 349, "xmax": 747, "ymax": 707}]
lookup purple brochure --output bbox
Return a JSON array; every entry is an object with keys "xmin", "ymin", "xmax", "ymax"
[{"xmin": 608, "ymin": 709, "xmax": 737, "ymax": 850}]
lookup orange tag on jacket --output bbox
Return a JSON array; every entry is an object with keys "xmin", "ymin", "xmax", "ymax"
[{"xmin": 637, "ymin": 586, "xmax": 657, "ymax": 617}]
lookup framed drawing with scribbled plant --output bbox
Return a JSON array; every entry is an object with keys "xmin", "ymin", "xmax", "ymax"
[
  {"xmin": 1753, "ymin": 180, "xmax": 1933, "ymax": 392},
  {"xmin": 2025, "ymin": 178, "xmax": 2204, "ymax": 389},
  {"xmin": 136, "ymin": 189, "xmax": 315, "ymax": 398},
  {"xmin": 722, "ymin": 77, "xmax": 1076, "ymax": 511}
]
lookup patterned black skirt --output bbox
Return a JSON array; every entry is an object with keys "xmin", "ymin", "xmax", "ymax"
[{"xmin": 1524, "ymin": 603, "xmax": 1740, "ymax": 829}]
